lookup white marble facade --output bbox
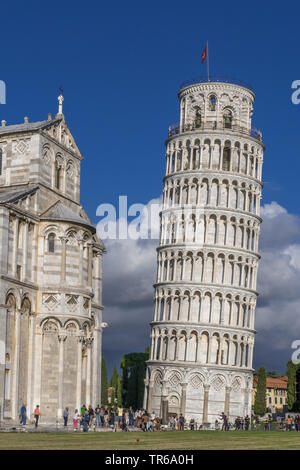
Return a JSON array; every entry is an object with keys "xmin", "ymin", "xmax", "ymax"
[
  {"xmin": 144, "ymin": 80, "xmax": 264, "ymax": 425},
  {"xmin": 0, "ymin": 101, "xmax": 105, "ymax": 423}
]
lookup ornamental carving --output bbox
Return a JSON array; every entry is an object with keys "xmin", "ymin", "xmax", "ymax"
[
  {"xmin": 190, "ymin": 374, "xmax": 203, "ymax": 390},
  {"xmin": 168, "ymin": 372, "xmax": 181, "ymax": 387},
  {"xmin": 211, "ymin": 375, "xmax": 226, "ymax": 392},
  {"xmin": 42, "ymin": 293, "xmax": 60, "ymax": 311},
  {"xmin": 66, "ymin": 294, "xmax": 79, "ymax": 312},
  {"xmin": 12, "ymin": 139, "xmax": 30, "ymax": 154}
]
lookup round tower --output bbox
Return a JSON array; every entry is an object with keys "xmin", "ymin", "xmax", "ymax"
[{"xmin": 144, "ymin": 78, "xmax": 264, "ymax": 426}]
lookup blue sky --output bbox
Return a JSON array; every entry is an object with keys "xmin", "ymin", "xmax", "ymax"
[{"xmin": 1, "ymin": 0, "xmax": 300, "ymax": 377}]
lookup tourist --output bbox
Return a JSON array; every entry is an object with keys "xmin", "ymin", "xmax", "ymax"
[
  {"xmin": 189, "ymin": 418, "xmax": 195, "ymax": 431},
  {"xmin": 220, "ymin": 412, "xmax": 227, "ymax": 431},
  {"xmin": 154, "ymin": 417, "xmax": 161, "ymax": 431},
  {"xmin": 118, "ymin": 405, "xmax": 124, "ymax": 427},
  {"xmin": 129, "ymin": 407, "xmax": 135, "ymax": 427},
  {"xmin": 169, "ymin": 415, "xmax": 175, "ymax": 430},
  {"xmin": 110, "ymin": 407, "xmax": 115, "ymax": 428},
  {"xmin": 120, "ymin": 421, "xmax": 129, "ymax": 432},
  {"xmin": 104, "ymin": 408, "xmax": 109, "ymax": 429},
  {"xmin": 125, "ymin": 409, "xmax": 129, "ymax": 426},
  {"xmin": 265, "ymin": 415, "xmax": 272, "ymax": 431},
  {"xmin": 20, "ymin": 403, "xmax": 27, "ymax": 429},
  {"xmin": 286, "ymin": 415, "xmax": 292, "ymax": 431},
  {"xmin": 114, "ymin": 413, "xmax": 119, "ymax": 432},
  {"xmin": 63, "ymin": 407, "xmax": 69, "ymax": 427},
  {"xmin": 73, "ymin": 409, "xmax": 79, "ymax": 431},
  {"xmin": 234, "ymin": 417, "xmax": 241, "ymax": 430},
  {"xmin": 100, "ymin": 406, "xmax": 105, "ymax": 427},
  {"xmin": 245, "ymin": 415, "xmax": 250, "ymax": 430},
  {"xmin": 295, "ymin": 415, "xmax": 300, "ymax": 431},
  {"xmin": 88, "ymin": 405, "xmax": 94, "ymax": 428},
  {"xmin": 81, "ymin": 404, "xmax": 86, "ymax": 417},
  {"xmin": 83, "ymin": 410, "xmax": 90, "ymax": 432},
  {"xmin": 34, "ymin": 405, "xmax": 41, "ymax": 428},
  {"xmin": 142, "ymin": 412, "xmax": 149, "ymax": 431},
  {"xmin": 179, "ymin": 413, "xmax": 185, "ymax": 431},
  {"xmin": 95, "ymin": 404, "xmax": 101, "ymax": 427},
  {"xmin": 147, "ymin": 415, "xmax": 154, "ymax": 432}
]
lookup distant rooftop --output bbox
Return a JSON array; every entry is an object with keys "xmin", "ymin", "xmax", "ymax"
[{"xmin": 180, "ymin": 76, "xmax": 253, "ymax": 92}]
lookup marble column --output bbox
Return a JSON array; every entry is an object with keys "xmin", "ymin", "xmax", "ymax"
[
  {"xmin": 202, "ymin": 385, "xmax": 210, "ymax": 425},
  {"xmin": 60, "ymin": 237, "xmax": 67, "ymax": 282},
  {"xmin": 161, "ymin": 379, "xmax": 169, "ymax": 425},
  {"xmin": 180, "ymin": 382, "xmax": 188, "ymax": 416},
  {"xmin": 224, "ymin": 386, "xmax": 231, "ymax": 414},
  {"xmin": 147, "ymin": 380, "xmax": 154, "ymax": 413},
  {"xmin": 11, "ymin": 309, "xmax": 20, "ymax": 420},
  {"xmin": 57, "ymin": 334, "xmax": 67, "ymax": 418},
  {"xmin": 76, "ymin": 337, "xmax": 83, "ymax": 410}
]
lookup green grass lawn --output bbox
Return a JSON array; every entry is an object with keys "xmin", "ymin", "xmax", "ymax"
[{"xmin": 0, "ymin": 430, "xmax": 300, "ymax": 450}]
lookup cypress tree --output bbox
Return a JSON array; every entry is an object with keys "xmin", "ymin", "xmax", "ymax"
[
  {"xmin": 254, "ymin": 366, "xmax": 267, "ymax": 415},
  {"xmin": 287, "ymin": 360, "xmax": 297, "ymax": 411},
  {"xmin": 111, "ymin": 365, "xmax": 119, "ymax": 390},
  {"xmin": 117, "ymin": 376, "xmax": 123, "ymax": 406},
  {"xmin": 101, "ymin": 357, "xmax": 108, "ymax": 405}
]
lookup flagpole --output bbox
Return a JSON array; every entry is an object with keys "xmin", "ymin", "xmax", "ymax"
[{"xmin": 207, "ymin": 40, "xmax": 210, "ymax": 82}]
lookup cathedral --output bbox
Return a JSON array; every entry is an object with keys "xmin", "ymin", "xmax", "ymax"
[
  {"xmin": 144, "ymin": 78, "xmax": 264, "ymax": 425},
  {"xmin": 0, "ymin": 96, "xmax": 105, "ymax": 423}
]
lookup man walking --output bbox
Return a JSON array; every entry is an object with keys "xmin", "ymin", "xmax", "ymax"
[
  {"xmin": 63, "ymin": 407, "xmax": 69, "ymax": 427},
  {"xmin": 20, "ymin": 403, "xmax": 27, "ymax": 429},
  {"xmin": 179, "ymin": 414, "xmax": 185, "ymax": 431}
]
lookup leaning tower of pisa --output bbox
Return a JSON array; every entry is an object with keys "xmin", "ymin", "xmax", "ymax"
[{"xmin": 144, "ymin": 77, "xmax": 264, "ymax": 426}]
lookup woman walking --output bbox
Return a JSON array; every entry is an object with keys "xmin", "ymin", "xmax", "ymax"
[
  {"xmin": 73, "ymin": 409, "xmax": 79, "ymax": 431},
  {"xmin": 33, "ymin": 405, "xmax": 41, "ymax": 428}
]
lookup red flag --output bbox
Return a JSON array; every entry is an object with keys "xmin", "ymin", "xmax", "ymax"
[{"xmin": 201, "ymin": 44, "xmax": 207, "ymax": 63}]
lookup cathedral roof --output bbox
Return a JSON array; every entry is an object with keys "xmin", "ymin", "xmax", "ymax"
[
  {"xmin": 0, "ymin": 118, "xmax": 62, "ymax": 137},
  {"xmin": 0, "ymin": 186, "xmax": 38, "ymax": 203},
  {"xmin": 40, "ymin": 200, "xmax": 96, "ymax": 232}
]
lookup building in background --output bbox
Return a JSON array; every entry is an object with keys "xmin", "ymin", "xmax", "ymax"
[
  {"xmin": 144, "ymin": 77, "xmax": 264, "ymax": 425},
  {"xmin": 252, "ymin": 376, "xmax": 288, "ymax": 413},
  {"xmin": 0, "ymin": 96, "xmax": 105, "ymax": 423}
]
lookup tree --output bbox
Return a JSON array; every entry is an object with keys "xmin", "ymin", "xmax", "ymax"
[
  {"xmin": 254, "ymin": 366, "xmax": 267, "ymax": 415},
  {"xmin": 117, "ymin": 376, "xmax": 123, "ymax": 407},
  {"xmin": 267, "ymin": 370, "xmax": 283, "ymax": 378},
  {"xmin": 120, "ymin": 348, "xmax": 149, "ymax": 409},
  {"xmin": 110, "ymin": 364, "xmax": 123, "ymax": 407},
  {"xmin": 101, "ymin": 357, "xmax": 108, "ymax": 405},
  {"xmin": 111, "ymin": 365, "xmax": 119, "ymax": 390},
  {"xmin": 287, "ymin": 360, "xmax": 298, "ymax": 411}
]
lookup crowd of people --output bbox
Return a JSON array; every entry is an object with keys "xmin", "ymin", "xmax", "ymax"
[
  {"xmin": 19, "ymin": 403, "xmax": 163, "ymax": 432},
  {"xmin": 67, "ymin": 405, "xmax": 163, "ymax": 432},
  {"xmin": 19, "ymin": 402, "xmax": 300, "ymax": 432}
]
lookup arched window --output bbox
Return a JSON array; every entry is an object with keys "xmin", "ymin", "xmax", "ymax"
[
  {"xmin": 222, "ymin": 147, "xmax": 231, "ymax": 171},
  {"xmin": 48, "ymin": 233, "xmax": 55, "ymax": 253},
  {"xmin": 209, "ymin": 95, "xmax": 217, "ymax": 111},
  {"xmin": 223, "ymin": 109, "xmax": 233, "ymax": 129},
  {"xmin": 194, "ymin": 108, "xmax": 201, "ymax": 128},
  {"xmin": 55, "ymin": 165, "xmax": 62, "ymax": 190}
]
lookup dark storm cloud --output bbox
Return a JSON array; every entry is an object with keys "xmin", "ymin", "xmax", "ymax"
[{"xmin": 102, "ymin": 199, "xmax": 300, "ymax": 374}]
